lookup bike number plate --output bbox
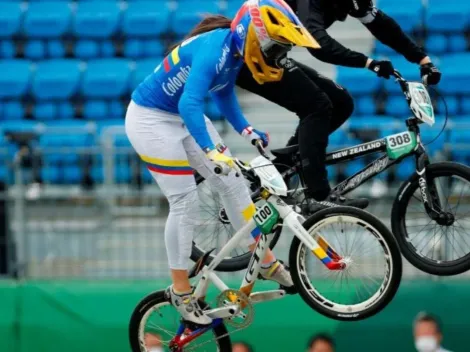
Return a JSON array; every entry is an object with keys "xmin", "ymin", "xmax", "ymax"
[
  {"xmin": 386, "ymin": 131, "xmax": 417, "ymax": 160},
  {"xmin": 253, "ymin": 203, "xmax": 279, "ymax": 234}
]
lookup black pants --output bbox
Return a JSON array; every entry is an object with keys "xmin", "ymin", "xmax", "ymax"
[{"xmin": 236, "ymin": 59, "xmax": 354, "ymax": 201}]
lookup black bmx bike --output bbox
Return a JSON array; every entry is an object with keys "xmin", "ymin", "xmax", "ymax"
[{"xmin": 191, "ymin": 70, "xmax": 470, "ymax": 277}]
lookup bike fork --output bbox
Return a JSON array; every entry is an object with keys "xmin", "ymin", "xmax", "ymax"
[{"xmin": 415, "ymin": 152, "xmax": 444, "ymax": 220}]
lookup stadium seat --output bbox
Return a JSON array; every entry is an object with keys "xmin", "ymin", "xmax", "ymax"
[
  {"xmin": 124, "ymin": 39, "xmax": 144, "ymax": 59},
  {"xmin": 395, "ymin": 157, "xmax": 415, "ymax": 180},
  {"xmin": 41, "ymin": 167, "xmax": 60, "ymax": 183},
  {"xmin": 143, "ymin": 39, "xmax": 165, "ymax": 57},
  {"xmin": 0, "ymin": 2, "xmax": 22, "ymax": 37},
  {"xmin": 426, "ymin": 0, "xmax": 470, "ymax": 32},
  {"xmin": 132, "ymin": 58, "xmax": 159, "ymax": 90},
  {"xmin": 123, "ymin": 1, "xmax": 171, "ymax": 37},
  {"xmin": 101, "ymin": 41, "xmax": 115, "ymax": 57},
  {"xmin": 425, "ymin": 34, "xmax": 447, "ymax": 54},
  {"xmin": 355, "ymin": 96, "xmax": 376, "ymax": 115},
  {"xmin": 379, "ymin": 0, "xmax": 423, "ymax": 33},
  {"xmin": 73, "ymin": 2, "xmax": 121, "ymax": 39},
  {"xmin": 385, "ymin": 95, "xmax": 410, "ymax": 116},
  {"xmin": 436, "ymin": 95, "xmax": 459, "ymax": 116},
  {"xmin": 0, "ymin": 120, "xmax": 38, "ymax": 135},
  {"xmin": 46, "ymin": 40, "xmax": 66, "ymax": 58},
  {"xmin": 448, "ymin": 35, "xmax": 467, "ymax": 53},
  {"xmin": 82, "ymin": 59, "xmax": 131, "ymax": 98},
  {"xmin": 33, "ymin": 102, "xmax": 58, "ymax": 120},
  {"xmin": 109, "ymin": 100, "xmax": 124, "ymax": 118},
  {"xmin": 0, "ymin": 40, "xmax": 15, "ymax": 58},
  {"xmin": 336, "ymin": 67, "xmax": 381, "ymax": 95},
  {"xmin": 115, "ymin": 163, "xmax": 131, "ymax": 183},
  {"xmin": 83, "ymin": 100, "xmax": 108, "ymax": 120},
  {"xmin": 32, "ymin": 59, "xmax": 81, "ymax": 100},
  {"xmin": 348, "ymin": 116, "xmax": 402, "ymax": 136},
  {"xmin": 91, "ymin": 166, "xmax": 104, "ymax": 183},
  {"xmin": 24, "ymin": 40, "xmax": 45, "ymax": 59},
  {"xmin": 419, "ymin": 127, "xmax": 446, "ymax": 155},
  {"xmin": 439, "ymin": 53, "xmax": 470, "ymax": 94},
  {"xmin": 374, "ymin": 41, "xmax": 395, "ymax": 55},
  {"xmin": 2, "ymin": 102, "xmax": 24, "ymax": 120},
  {"xmin": 63, "ymin": 166, "xmax": 82, "ymax": 184},
  {"xmin": 171, "ymin": 1, "xmax": 221, "ymax": 37},
  {"xmin": 74, "ymin": 40, "xmax": 100, "ymax": 59},
  {"xmin": 57, "ymin": 102, "xmax": 75, "ymax": 119},
  {"xmin": 24, "ymin": 2, "xmax": 72, "ymax": 38},
  {"xmin": 0, "ymin": 60, "xmax": 31, "ymax": 98}
]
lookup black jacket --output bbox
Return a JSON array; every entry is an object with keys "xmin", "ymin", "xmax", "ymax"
[{"xmin": 286, "ymin": 0, "xmax": 427, "ymax": 67}]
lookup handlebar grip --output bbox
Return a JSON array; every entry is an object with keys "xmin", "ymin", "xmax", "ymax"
[{"xmin": 213, "ymin": 162, "xmax": 231, "ymax": 176}]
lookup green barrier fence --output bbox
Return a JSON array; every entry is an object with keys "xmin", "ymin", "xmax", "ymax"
[{"xmin": 0, "ymin": 279, "xmax": 468, "ymax": 352}]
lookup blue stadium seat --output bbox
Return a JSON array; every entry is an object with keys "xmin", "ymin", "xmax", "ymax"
[
  {"xmin": 419, "ymin": 127, "xmax": 446, "ymax": 155},
  {"xmin": 448, "ymin": 35, "xmax": 467, "ymax": 53},
  {"xmin": 115, "ymin": 163, "xmax": 131, "ymax": 183},
  {"xmin": 41, "ymin": 167, "xmax": 60, "ymax": 183},
  {"xmin": 0, "ymin": 121, "xmax": 38, "ymax": 135},
  {"xmin": 83, "ymin": 100, "xmax": 108, "ymax": 120},
  {"xmin": 0, "ymin": 2, "xmax": 22, "ymax": 37},
  {"xmin": 24, "ymin": 2, "xmax": 71, "ymax": 38},
  {"xmin": 32, "ymin": 59, "xmax": 81, "ymax": 100},
  {"xmin": 328, "ymin": 128, "xmax": 348, "ymax": 148},
  {"xmin": 24, "ymin": 40, "xmax": 45, "ymax": 59},
  {"xmin": 124, "ymin": 39, "xmax": 144, "ymax": 59},
  {"xmin": 143, "ymin": 39, "xmax": 165, "ymax": 57},
  {"xmin": 380, "ymin": 0, "xmax": 423, "ymax": 33},
  {"xmin": 132, "ymin": 58, "xmax": 159, "ymax": 89},
  {"xmin": 374, "ymin": 41, "xmax": 395, "ymax": 55},
  {"xmin": 33, "ymin": 102, "xmax": 58, "ymax": 120},
  {"xmin": 2, "ymin": 102, "xmax": 24, "ymax": 120},
  {"xmin": 0, "ymin": 60, "xmax": 31, "ymax": 99},
  {"xmin": 101, "ymin": 41, "xmax": 115, "ymax": 57},
  {"xmin": 395, "ymin": 157, "xmax": 415, "ymax": 180},
  {"xmin": 171, "ymin": 1, "xmax": 221, "ymax": 37},
  {"xmin": 91, "ymin": 166, "xmax": 103, "ymax": 183},
  {"xmin": 355, "ymin": 96, "xmax": 376, "ymax": 115},
  {"xmin": 385, "ymin": 95, "xmax": 410, "ymax": 116},
  {"xmin": 109, "ymin": 100, "xmax": 124, "ymax": 118},
  {"xmin": 46, "ymin": 40, "xmax": 66, "ymax": 58},
  {"xmin": 436, "ymin": 95, "xmax": 459, "ymax": 116},
  {"xmin": 383, "ymin": 56, "xmax": 421, "ymax": 94},
  {"xmin": 426, "ymin": 0, "xmax": 470, "ymax": 32},
  {"xmin": 348, "ymin": 116, "xmax": 402, "ymax": 137},
  {"xmin": 0, "ymin": 40, "xmax": 15, "ymax": 58},
  {"xmin": 74, "ymin": 40, "xmax": 100, "ymax": 59},
  {"xmin": 57, "ymin": 102, "xmax": 74, "ymax": 119},
  {"xmin": 123, "ymin": 1, "xmax": 171, "ymax": 37},
  {"xmin": 439, "ymin": 53, "xmax": 470, "ymax": 94},
  {"xmin": 82, "ymin": 59, "xmax": 131, "ymax": 98},
  {"xmin": 425, "ymin": 34, "xmax": 447, "ymax": 54},
  {"xmin": 336, "ymin": 67, "xmax": 381, "ymax": 95},
  {"xmin": 449, "ymin": 128, "xmax": 470, "ymax": 163},
  {"xmin": 74, "ymin": 2, "xmax": 121, "ymax": 39},
  {"xmin": 63, "ymin": 166, "xmax": 82, "ymax": 184}
]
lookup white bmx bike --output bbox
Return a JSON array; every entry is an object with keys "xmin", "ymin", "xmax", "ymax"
[{"xmin": 129, "ymin": 142, "xmax": 403, "ymax": 351}]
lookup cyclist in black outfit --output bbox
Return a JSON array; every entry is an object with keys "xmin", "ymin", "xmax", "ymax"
[{"xmin": 235, "ymin": 0, "xmax": 442, "ymax": 210}]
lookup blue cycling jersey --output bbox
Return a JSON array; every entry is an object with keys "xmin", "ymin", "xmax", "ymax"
[{"xmin": 132, "ymin": 28, "xmax": 250, "ymax": 151}]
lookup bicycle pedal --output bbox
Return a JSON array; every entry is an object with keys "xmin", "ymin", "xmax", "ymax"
[{"xmin": 249, "ymin": 290, "xmax": 286, "ymax": 303}]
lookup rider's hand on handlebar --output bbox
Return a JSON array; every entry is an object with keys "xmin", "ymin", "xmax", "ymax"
[
  {"xmin": 368, "ymin": 59, "xmax": 395, "ymax": 79},
  {"xmin": 205, "ymin": 148, "xmax": 235, "ymax": 173},
  {"xmin": 241, "ymin": 126, "xmax": 270, "ymax": 148},
  {"xmin": 420, "ymin": 62, "xmax": 441, "ymax": 85}
]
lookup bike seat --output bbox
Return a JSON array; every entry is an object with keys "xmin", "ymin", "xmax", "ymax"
[{"xmin": 271, "ymin": 144, "xmax": 299, "ymax": 157}]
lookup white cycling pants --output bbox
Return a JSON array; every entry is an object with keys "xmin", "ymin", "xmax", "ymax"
[{"xmin": 125, "ymin": 101, "xmax": 258, "ymax": 270}]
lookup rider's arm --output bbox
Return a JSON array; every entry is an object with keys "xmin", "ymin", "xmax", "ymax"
[
  {"xmin": 211, "ymin": 84, "xmax": 250, "ymax": 134},
  {"xmin": 178, "ymin": 52, "xmax": 219, "ymax": 151},
  {"xmin": 351, "ymin": 0, "xmax": 428, "ymax": 64},
  {"xmin": 305, "ymin": 0, "xmax": 369, "ymax": 67}
]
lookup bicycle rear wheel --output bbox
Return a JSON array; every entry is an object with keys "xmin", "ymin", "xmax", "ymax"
[
  {"xmin": 289, "ymin": 206, "xmax": 402, "ymax": 321},
  {"xmin": 392, "ymin": 162, "xmax": 470, "ymax": 276},
  {"xmin": 129, "ymin": 290, "xmax": 231, "ymax": 352}
]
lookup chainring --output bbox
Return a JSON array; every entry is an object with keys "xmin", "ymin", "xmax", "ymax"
[{"xmin": 215, "ymin": 289, "xmax": 254, "ymax": 328}]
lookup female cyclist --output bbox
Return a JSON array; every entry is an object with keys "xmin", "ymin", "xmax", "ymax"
[{"xmin": 126, "ymin": 0, "xmax": 319, "ymax": 325}]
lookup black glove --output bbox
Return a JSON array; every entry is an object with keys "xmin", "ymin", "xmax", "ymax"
[
  {"xmin": 420, "ymin": 62, "xmax": 441, "ymax": 85},
  {"xmin": 368, "ymin": 60, "xmax": 395, "ymax": 79}
]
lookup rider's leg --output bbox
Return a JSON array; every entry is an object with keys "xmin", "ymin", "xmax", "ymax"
[
  {"xmin": 183, "ymin": 118, "xmax": 292, "ymax": 287},
  {"xmin": 184, "ymin": 118, "xmax": 277, "ymax": 265},
  {"xmin": 125, "ymin": 101, "xmax": 211, "ymax": 325}
]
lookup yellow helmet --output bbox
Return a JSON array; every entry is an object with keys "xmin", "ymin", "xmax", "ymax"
[{"xmin": 231, "ymin": 0, "xmax": 320, "ymax": 84}]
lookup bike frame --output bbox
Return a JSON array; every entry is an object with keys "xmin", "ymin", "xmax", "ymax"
[{"xmin": 283, "ymin": 117, "xmax": 443, "ymax": 220}]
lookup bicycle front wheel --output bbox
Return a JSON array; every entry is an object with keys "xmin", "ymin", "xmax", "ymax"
[
  {"xmin": 289, "ymin": 206, "xmax": 402, "ymax": 321},
  {"xmin": 392, "ymin": 162, "xmax": 470, "ymax": 276},
  {"xmin": 129, "ymin": 290, "xmax": 231, "ymax": 352}
]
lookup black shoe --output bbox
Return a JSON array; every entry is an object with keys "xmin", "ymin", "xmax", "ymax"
[{"xmin": 303, "ymin": 193, "xmax": 369, "ymax": 214}]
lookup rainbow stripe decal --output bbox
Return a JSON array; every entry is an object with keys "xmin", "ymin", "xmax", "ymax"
[
  {"xmin": 141, "ymin": 155, "xmax": 193, "ymax": 176},
  {"xmin": 163, "ymin": 47, "xmax": 181, "ymax": 73},
  {"xmin": 242, "ymin": 203, "xmax": 262, "ymax": 239},
  {"xmin": 312, "ymin": 247, "xmax": 332, "ymax": 265}
]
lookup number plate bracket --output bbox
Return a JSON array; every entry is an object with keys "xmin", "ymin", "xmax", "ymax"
[{"xmin": 253, "ymin": 203, "xmax": 279, "ymax": 234}]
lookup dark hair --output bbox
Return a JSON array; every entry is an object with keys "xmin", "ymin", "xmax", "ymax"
[
  {"xmin": 233, "ymin": 341, "xmax": 255, "ymax": 352},
  {"xmin": 414, "ymin": 312, "xmax": 442, "ymax": 333},
  {"xmin": 168, "ymin": 14, "xmax": 232, "ymax": 53},
  {"xmin": 307, "ymin": 333, "xmax": 335, "ymax": 349}
]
